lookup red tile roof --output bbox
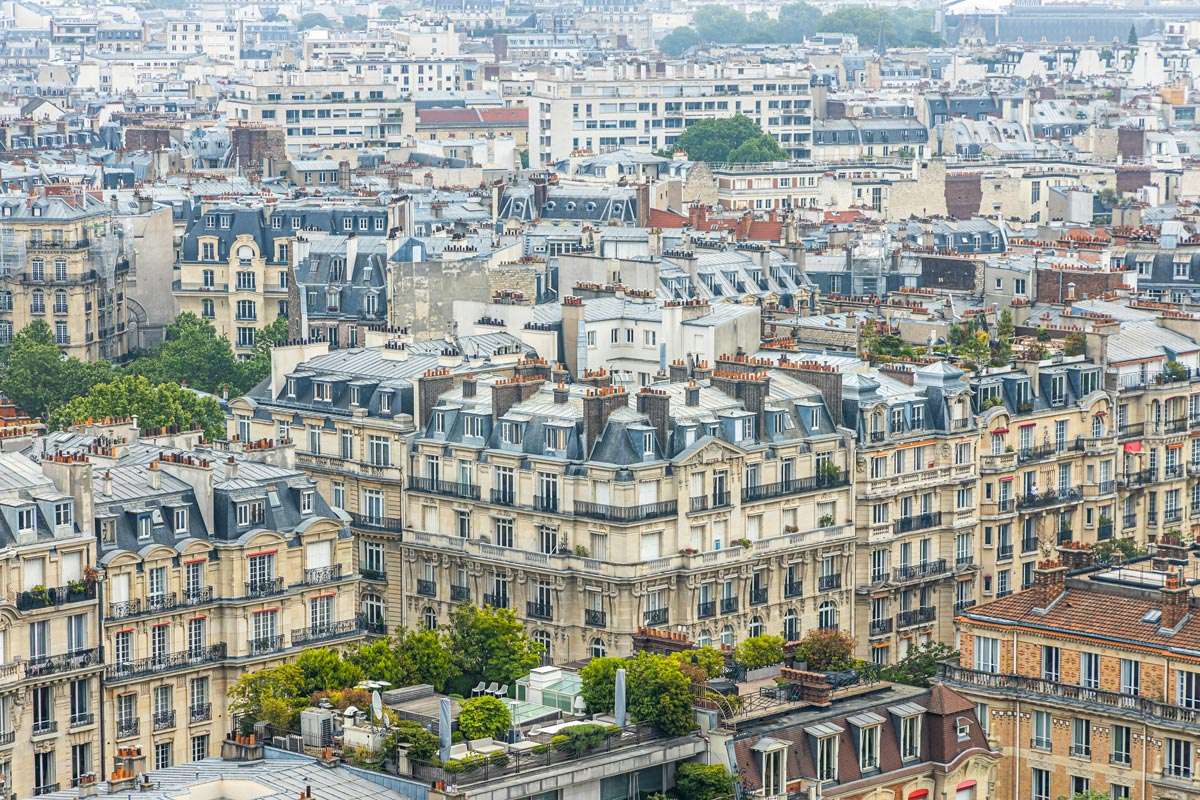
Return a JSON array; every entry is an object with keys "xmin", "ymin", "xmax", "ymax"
[
  {"xmin": 649, "ymin": 208, "xmax": 688, "ymax": 228},
  {"xmin": 416, "ymin": 107, "xmax": 528, "ymax": 127}
]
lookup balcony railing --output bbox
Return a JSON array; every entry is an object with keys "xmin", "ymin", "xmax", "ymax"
[
  {"xmin": 742, "ymin": 470, "xmax": 849, "ymax": 503},
  {"xmin": 244, "ymin": 577, "xmax": 285, "ymax": 598},
  {"xmin": 1119, "ymin": 469, "xmax": 1157, "ymax": 488},
  {"xmin": 526, "ymin": 601, "xmax": 553, "ymax": 621},
  {"xmin": 585, "ymin": 609, "xmax": 607, "ymax": 627},
  {"xmin": 407, "ymin": 476, "xmax": 481, "ymax": 501},
  {"xmin": 26, "ymin": 647, "xmax": 102, "ymax": 678},
  {"xmin": 360, "ymin": 568, "xmax": 387, "ymax": 582},
  {"xmin": 1164, "ymin": 765, "xmax": 1193, "ymax": 780},
  {"xmin": 358, "ymin": 614, "xmax": 388, "ymax": 635},
  {"xmin": 897, "ymin": 607, "xmax": 936, "ymax": 628},
  {"xmin": 697, "ymin": 600, "xmax": 716, "ymax": 619},
  {"xmin": 16, "ymin": 581, "xmax": 96, "ymax": 611},
  {"xmin": 347, "ymin": 511, "xmax": 403, "ymax": 532},
  {"xmin": 893, "ymin": 559, "xmax": 948, "ymax": 582},
  {"xmin": 750, "ymin": 586, "xmax": 768, "ymax": 605},
  {"xmin": 69, "ymin": 712, "xmax": 95, "ymax": 728},
  {"xmin": 997, "ymin": 544, "xmax": 1013, "ymax": 560},
  {"xmin": 1069, "ymin": 743, "xmax": 1091, "ymax": 758},
  {"xmin": 1098, "ymin": 522, "xmax": 1114, "ymax": 540},
  {"xmin": 190, "ymin": 703, "xmax": 212, "ymax": 724},
  {"xmin": 183, "ymin": 586, "xmax": 213, "ymax": 606},
  {"xmin": 291, "ymin": 619, "xmax": 363, "ymax": 646},
  {"xmin": 302, "ymin": 565, "xmax": 343, "ymax": 586},
  {"xmin": 1018, "ymin": 487, "xmax": 1082, "ymax": 509},
  {"xmin": 482, "ymin": 593, "xmax": 509, "ymax": 609},
  {"xmin": 643, "ymin": 608, "xmax": 668, "ymax": 627},
  {"xmin": 533, "ymin": 494, "xmax": 560, "ymax": 513},
  {"xmin": 784, "ymin": 581, "xmax": 803, "ymax": 598},
  {"xmin": 818, "ymin": 574, "xmax": 842, "ymax": 591},
  {"xmin": 153, "ymin": 710, "xmax": 177, "ymax": 731},
  {"xmin": 32, "ymin": 719, "xmax": 57, "ymax": 736},
  {"xmin": 954, "ymin": 599, "xmax": 977, "ymax": 613},
  {"xmin": 894, "ymin": 512, "xmax": 942, "ymax": 535},
  {"xmin": 574, "ymin": 500, "xmax": 677, "ymax": 523},
  {"xmin": 1118, "ymin": 423, "xmax": 1144, "ymax": 439},
  {"xmin": 689, "ymin": 492, "xmax": 732, "ymax": 513},
  {"xmin": 940, "ymin": 662, "xmax": 1200, "ymax": 730},
  {"xmin": 720, "ymin": 597, "xmax": 739, "ymax": 614},
  {"xmin": 416, "ymin": 579, "xmax": 437, "ymax": 597},
  {"xmin": 490, "ymin": 488, "xmax": 516, "ymax": 505},
  {"xmin": 107, "ymin": 599, "xmax": 142, "ymax": 620},
  {"xmin": 106, "ymin": 644, "xmax": 226, "ymax": 681},
  {"xmin": 870, "ymin": 618, "xmax": 893, "ymax": 636},
  {"xmin": 146, "ymin": 592, "xmax": 178, "ymax": 613},
  {"xmin": 450, "ymin": 584, "xmax": 470, "ymax": 602},
  {"xmin": 249, "ymin": 635, "xmax": 285, "ymax": 656},
  {"xmin": 116, "ymin": 719, "xmax": 139, "ymax": 739}
]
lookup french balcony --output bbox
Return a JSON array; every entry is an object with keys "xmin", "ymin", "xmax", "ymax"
[
  {"xmin": 643, "ymin": 608, "xmax": 669, "ymax": 627},
  {"xmin": 106, "ymin": 644, "xmax": 226, "ymax": 682},
  {"xmin": 894, "ymin": 512, "xmax": 942, "ymax": 535},
  {"xmin": 893, "ymin": 559, "xmax": 948, "ymax": 582},
  {"xmin": 742, "ymin": 470, "xmax": 849, "ymax": 503},
  {"xmin": 585, "ymin": 609, "xmax": 607, "ymax": 627},
  {"xmin": 720, "ymin": 597, "xmax": 739, "ymax": 614},
  {"xmin": 26, "ymin": 647, "xmax": 102, "ymax": 678},
  {"xmin": 750, "ymin": 586, "xmax": 768, "ymax": 606},
  {"xmin": 190, "ymin": 703, "xmax": 212, "ymax": 724},
  {"xmin": 301, "ymin": 565, "xmax": 343, "ymax": 587},
  {"xmin": 897, "ymin": 606, "xmax": 936, "ymax": 628},
  {"xmin": 32, "ymin": 719, "xmax": 57, "ymax": 736},
  {"xmin": 360, "ymin": 568, "xmax": 387, "ymax": 582},
  {"xmin": 574, "ymin": 499, "xmax": 677, "ymax": 523},
  {"xmin": 183, "ymin": 586, "xmax": 213, "ymax": 606},
  {"xmin": 116, "ymin": 718, "xmax": 139, "ymax": 739},
  {"xmin": 870, "ymin": 618, "xmax": 893, "ymax": 636},
  {"xmin": 697, "ymin": 600, "xmax": 716, "ymax": 619},
  {"xmin": 244, "ymin": 577, "xmax": 285, "ymax": 598},
  {"xmin": 1018, "ymin": 487, "xmax": 1082, "ymax": 510},
  {"xmin": 482, "ymin": 593, "xmax": 509, "ymax": 609},
  {"xmin": 784, "ymin": 581, "xmax": 803, "ymax": 598},
  {"xmin": 69, "ymin": 712, "xmax": 95, "ymax": 728},
  {"xmin": 954, "ymin": 599, "xmax": 977, "ymax": 613},
  {"xmin": 818, "ymin": 574, "xmax": 842, "ymax": 591},
  {"xmin": 450, "ymin": 584, "xmax": 470, "ymax": 602},
  {"xmin": 416, "ymin": 579, "xmax": 437, "ymax": 597},
  {"xmin": 526, "ymin": 601, "xmax": 553, "ymax": 621},
  {"xmin": 16, "ymin": 581, "xmax": 96, "ymax": 611},
  {"xmin": 997, "ymin": 544, "xmax": 1013, "ymax": 561},
  {"xmin": 347, "ymin": 511, "xmax": 403, "ymax": 533},
  {"xmin": 407, "ymin": 476, "xmax": 481, "ymax": 501},
  {"xmin": 153, "ymin": 710, "xmax": 177, "ymax": 731},
  {"xmin": 291, "ymin": 619, "xmax": 363, "ymax": 646},
  {"xmin": 248, "ymin": 635, "xmax": 284, "ymax": 656}
]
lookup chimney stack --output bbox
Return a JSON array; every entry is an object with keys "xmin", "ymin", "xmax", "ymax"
[
  {"xmin": 553, "ymin": 383, "xmax": 569, "ymax": 404},
  {"xmin": 583, "ymin": 386, "xmax": 628, "ymax": 456},
  {"xmin": 685, "ymin": 380, "xmax": 700, "ymax": 407},
  {"xmin": 1162, "ymin": 568, "xmax": 1192, "ymax": 629},
  {"xmin": 148, "ymin": 460, "xmax": 161, "ymax": 490},
  {"xmin": 461, "ymin": 376, "xmax": 477, "ymax": 399},
  {"xmin": 1032, "ymin": 559, "xmax": 1066, "ymax": 609},
  {"xmin": 636, "ymin": 388, "xmax": 670, "ymax": 454}
]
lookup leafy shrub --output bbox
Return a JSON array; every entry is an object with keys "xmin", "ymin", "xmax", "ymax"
[{"xmin": 457, "ymin": 695, "xmax": 512, "ymax": 740}]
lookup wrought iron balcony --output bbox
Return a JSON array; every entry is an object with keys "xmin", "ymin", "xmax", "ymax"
[
  {"xmin": 585, "ymin": 608, "xmax": 607, "ymax": 627},
  {"xmin": 897, "ymin": 606, "xmax": 936, "ymax": 628},
  {"xmin": 107, "ymin": 599, "xmax": 142, "ymax": 620},
  {"xmin": 643, "ymin": 608, "xmax": 668, "ymax": 626},
  {"xmin": 116, "ymin": 718, "xmax": 139, "ymax": 739},
  {"xmin": 490, "ymin": 488, "xmax": 516, "ymax": 506},
  {"xmin": 347, "ymin": 511, "xmax": 403, "ymax": 533},
  {"xmin": 153, "ymin": 710, "xmax": 177, "ymax": 731},
  {"xmin": 818, "ymin": 574, "xmax": 842, "ymax": 591},
  {"xmin": 302, "ymin": 565, "xmax": 343, "ymax": 586},
  {"xmin": 32, "ymin": 719, "xmax": 56, "ymax": 736},
  {"xmin": 697, "ymin": 600, "xmax": 716, "ymax": 619},
  {"xmin": 183, "ymin": 586, "xmax": 213, "ymax": 606},
  {"xmin": 189, "ymin": 703, "xmax": 212, "ymax": 724},
  {"xmin": 526, "ymin": 601, "xmax": 553, "ymax": 621},
  {"xmin": 450, "ymin": 584, "xmax": 470, "ymax": 602},
  {"xmin": 26, "ymin": 647, "xmax": 102, "ymax": 678},
  {"xmin": 894, "ymin": 512, "xmax": 942, "ymax": 535},
  {"xmin": 784, "ymin": 581, "xmax": 803, "ymax": 598},
  {"xmin": 291, "ymin": 619, "xmax": 362, "ymax": 646},
  {"xmin": 69, "ymin": 712, "xmax": 95, "ymax": 728},
  {"xmin": 482, "ymin": 593, "xmax": 509, "ymax": 609},
  {"xmin": 17, "ymin": 581, "xmax": 96, "ymax": 611},
  {"xmin": 742, "ymin": 470, "xmax": 849, "ymax": 503},
  {"xmin": 357, "ymin": 614, "xmax": 388, "ymax": 635},
  {"xmin": 574, "ymin": 500, "xmax": 677, "ymax": 523},
  {"xmin": 954, "ymin": 599, "xmax": 977, "ymax": 613},
  {"xmin": 416, "ymin": 579, "xmax": 437, "ymax": 597},
  {"xmin": 533, "ymin": 494, "xmax": 559, "ymax": 513},
  {"xmin": 249, "ymin": 635, "xmax": 284, "ymax": 656},
  {"xmin": 893, "ymin": 559, "xmax": 948, "ymax": 582},
  {"xmin": 146, "ymin": 592, "xmax": 178, "ymax": 613},
  {"xmin": 407, "ymin": 476, "xmax": 481, "ymax": 500},
  {"xmin": 360, "ymin": 568, "xmax": 387, "ymax": 582},
  {"xmin": 720, "ymin": 597, "xmax": 739, "ymax": 614},
  {"xmin": 870, "ymin": 618, "xmax": 893, "ymax": 636},
  {"xmin": 997, "ymin": 544, "xmax": 1013, "ymax": 561},
  {"xmin": 1018, "ymin": 487, "xmax": 1082, "ymax": 509},
  {"xmin": 750, "ymin": 586, "xmax": 768, "ymax": 605},
  {"xmin": 244, "ymin": 577, "xmax": 285, "ymax": 598},
  {"xmin": 106, "ymin": 644, "xmax": 225, "ymax": 682}
]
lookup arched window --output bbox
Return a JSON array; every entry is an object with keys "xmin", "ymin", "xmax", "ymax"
[
  {"xmin": 422, "ymin": 606, "xmax": 437, "ymax": 630},
  {"xmin": 590, "ymin": 638, "xmax": 606, "ymax": 659},
  {"xmin": 361, "ymin": 593, "xmax": 384, "ymax": 625},
  {"xmin": 533, "ymin": 630, "xmax": 551, "ymax": 662},
  {"xmin": 697, "ymin": 629, "xmax": 712, "ymax": 648},
  {"xmin": 819, "ymin": 600, "xmax": 838, "ymax": 631},
  {"xmin": 721, "ymin": 625, "xmax": 734, "ymax": 647},
  {"xmin": 749, "ymin": 616, "xmax": 764, "ymax": 638},
  {"xmin": 1092, "ymin": 414, "xmax": 1104, "ymax": 437},
  {"xmin": 783, "ymin": 609, "xmax": 798, "ymax": 642}
]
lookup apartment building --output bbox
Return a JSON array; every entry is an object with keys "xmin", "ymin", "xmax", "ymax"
[
  {"xmin": 163, "ymin": 20, "xmax": 241, "ymax": 60},
  {"xmin": 14, "ymin": 419, "xmax": 363, "ymax": 790},
  {"xmin": 226, "ymin": 334, "xmax": 535, "ymax": 633},
  {"xmin": 847, "ymin": 360, "xmax": 980, "ymax": 665},
  {"xmin": 522, "ymin": 61, "xmax": 814, "ymax": 168},
  {"xmin": 0, "ymin": 451, "xmax": 101, "ymax": 798},
  {"xmin": 174, "ymin": 199, "xmax": 405, "ymax": 356},
  {"xmin": 0, "ymin": 190, "xmax": 132, "ymax": 361},
  {"xmin": 343, "ymin": 58, "xmax": 482, "ymax": 97},
  {"xmin": 969, "ymin": 358, "xmax": 1117, "ymax": 603},
  {"xmin": 222, "ymin": 71, "xmax": 414, "ymax": 153},
  {"xmin": 402, "ymin": 356, "xmax": 854, "ymax": 661},
  {"xmin": 943, "ymin": 548, "xmax": 1200, "ymax": 800}
]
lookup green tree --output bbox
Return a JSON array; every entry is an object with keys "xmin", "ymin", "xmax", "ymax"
[
  {"xmin": 1092, "ymin": 537, "xmax": 1144, "ymax": 564},
  {"xmin": 342, "ymin": 14, "xmax": 367, "ymax": 30},
  {"xmin": 1064, "ymin": 331, "xmax": 1087, "ymax": 357},
  {"xmin": 230, "ymin": 664, "xmax": 307, "ymax": 730},
  {"xmin": 868, "ymin": 641, "xmax": 957, "ymax": 687},
  {"xmin": 659, "ymin": 26, "xmax": 701, "ymax": 56},
  {"xmin": 734, "ymin": 635, "xmax": 786, "ymax": 669},
  {"xmin": 294, "ymin": 648, "xmax": 364, "ymax": 696},
  {"xmin": 580, "ymin": 656, "xmax": 624, "ymax": 713},
  {"xmin": 395, "ymin": 628, "xmax": 457, "ymax": 692},
  {"xmin": 674, "ymin": 115, "xmax": 785, "ymax": 163},
  {"xmin": 126, "ymin": 313, "xmax": 246, "ymax": 395},
  {"xmin": 773, "ymin": 2, "xmax": 823, "ymax": 42},
  {"xmin": 991, "ymin": 309, "xmax": 1015, "ymax": 366},
  {"xmin": 0, "ymin": 321, "xmax": 113, "ymax": 418},
  {"xmin": 1128, "ymin": 24, "xmax": 1138, "ymax": 45},
  {"xmin": 49, "ymin": 374, "xmax": 226, "ymax": 439},
  {"xmin": 675, "ymin": 762, "xmax": 735, "ymax": 800},
  {"xmin": 348, "ymin": 638, "xmax": 407, "ymax": 685},
  {"xmin": 668, "ymin": 646, "xmax": 725, "ymax": 680},
  {"xmin": 446, "ymin": 605, "xmax": 542, "ymax": 695},
  {"xmin": 626, "ymin": 652, "xmax": 696, "ymax": 736},
  {"xmin": 457, "ymin": 695, "xmax": 512, "ymax": 740},
  {"xmin": 238, "ymin": 315, "xmax": 290, "ymax": 392},
  {"xmin": 796, "ymin": 629, "xmax": 855, "ymax": 671},
  {"xmin": 692, "ymin": 5, "xmax": 750, "ymax": 42}
]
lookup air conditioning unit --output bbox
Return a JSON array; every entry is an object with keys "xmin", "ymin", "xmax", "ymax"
[{"xmin": 300, "ymin": 708, "xmax": 334, "ymax": 748}]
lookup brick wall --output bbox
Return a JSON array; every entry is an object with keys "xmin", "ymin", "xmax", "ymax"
[
  {"xmin": 945, "ymin": 174, "xmax": 982, "ymax": 219},
  {"xmin": 1035, "ymin": 269, "xmax": 1124, "ymax": 304}
]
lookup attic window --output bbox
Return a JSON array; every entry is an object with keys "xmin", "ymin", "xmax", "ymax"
[
  {"xmin": 267, "ymin": 491, "xmax": 281, "ymax": 508},
  {"xmin": 17, "ymin": 507, "xmax": 34, "ymax": 533},
  {"xmin": 501, "ymin": 421, "xmax": 523, "ymax": 445},
  {"xmin": 287, "ymin": 378, "xmax": 296, "ymax": 398},
  {"xmin": 314, "ymin": 382, "xmax": 330, "ymax": 402},
  {"xmin": 643, "ymin": 431, "xmax": 655, "ymax": 456},
  {"xmin": 137, "ymin": 515, "xmax": 151, "ymax": 540},
  {"xmin": 380, "ymin": 392, "xmax": 392, "ymax": 413},
  {"xmin": 351, "ymin": 386, "xmax": 361, "ymax": 406},
  {"xmin": 545, "ymin": 426, "xmax": 568, "ymax": 451},
  {"xmin": 433, "ymin": 411, "xmax": 445, "ymax": 434},
  {"xmin": 1142, "ymin": 609, "xmax": 1162, "ymax": 624},
  {"xmin": 956, "ymin": 717, "xmax": 971, "ymax": 741}
]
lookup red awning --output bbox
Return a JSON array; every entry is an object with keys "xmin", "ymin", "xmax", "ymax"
[
  {"xmin": 1019, "ymin": 422, "xmax": 1036, "ymax": 428},
  {"xmin": 1124, "ymin": 441, "xmax": 1143, "ymax": 453},
  {"xmin": 991, "ymin": 428, "xmax": 1009, "ymax": 435},
  {"xmin": 999, "ymin": 475, "xmax": 1014, "ymax": 482},
  {"xmin": 957, "ymin": 781, "xmax": 978, "ymax": 791},
  {"xmin": 910, "ymin": 791, "xmax": 930, "ymax": 800}
]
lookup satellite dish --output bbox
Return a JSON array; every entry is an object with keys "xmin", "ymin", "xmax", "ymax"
[{"xmin": 371, "ymin": 691, "xmax": 383, "ymax": 723}]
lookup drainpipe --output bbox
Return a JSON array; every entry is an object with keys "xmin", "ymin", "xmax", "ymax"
[
  {"xmin": 1012, "ymin": 628, "xmax": 1021, "ymax": 800},
  {"xmin": 97, "ymin": 573, "xmax": 107, "ymax": 779}
]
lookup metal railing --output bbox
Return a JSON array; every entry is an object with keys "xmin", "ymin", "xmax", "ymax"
[
  {"xmin": 302, "ymin": 565, "xmax": 343, "ymax": 586},
  {"xmin": 450, "ymin": 585, "xmax": 470, "ymax": 602},
  {"xmin": 244, "ymin": 577, "xmax": 285, "ymax": 598},
  {"xmin": 27, "ymin": 647, "xmax": 102, "ymax": 678},
  {"xmin": 742, "ymin": 470, "xmax": 849, "ymax": 502},
  {"xmin": 818, "ymin": 574, "xmax": 842, "ymax": 591},
  {"xmin": 116, "ymin": 719, "xmax": 139, "ymax": 739},
  {"xmin": 697, "ymin": 601, "xmax": 716, "ymax": 619},
  {"xmin": 897, "ymin": 607, "xmax": 936, "ymax": 628},
  {"xmin": 643, "ymin": 608, "xmax": 668, "ymax": 626},
  {"xmin": 416, "ymin": 579, "xmax": 436, "ymax": 597},
  {"xmin": 291, "ymin": 619, "xmax": 363, "ymax": 646},
  {"xmin": 894, "ymin": 512, "xmax": 942, "ymax": 535},
  {"xmin": 526, "ymin": 601, "xmax": 553, "ymax": 621},
  {"xmin": 750, "ymin": 586, "xmax": 768, "ymax": 605},
  {"xmin": 893, "ymin": 559, "xmax": 948, "ymax": 582},
  {"xmin": 106, "ymin": 644, "xmax": 225, "ymax": 682},
  {"xmin": 870, "ymin": 618, "xmax": 893, "ymax": 636},
  {"xmin": 190, "ymin": 703, "xmax": 212, "ymax": 723},
  {"xmin": 16, "ymin": 582, "xmax": 95, "ymax": 611},
  {"xmin": 249, "ymin": 635, "xmax": 284, "ymax": 656},
  {"xmin": 407, "ymin": 476, "xmax": 481, "ymax": 500},
  {"xmin": 153, "ymin": 710, "xmax": 177, "ymax": 731},
  {"xmin": 482, "ymin": 593, "xmax": 509, "ymax": 609},
  {"xmin": 574, "ymin": 499, "xmax": 677, "ymax": 523},
  {"xmin": 347, "ymin": 511, "xmax": 403, "ymax": 532},
  {"xmin": 585, "ymin": 609, "xmax": 606, "ymax": 627},
  {"xmin": 784, "ymin": 581, "xmax": 803, "ymax": 598},
  {"xmin": 720, "ymin": 597, "xmax": 739, "ymax": 614}
]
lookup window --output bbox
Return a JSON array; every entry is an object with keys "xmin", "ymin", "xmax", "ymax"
[
  {"xmin": 237, "ymin": 501, "xmax": 265, "ymax": 527},
  {"xmin": 1031, "ymin": 768, "xmax": 1050, "ymax": 800},
  {"xmin": 1179, "ymin": 670, "xmax": 1200, "ymax": 709},
  {"xmin": 301, "ymin": 490, "xmax": 313, "ymax": 515},
  {"xmin": 368, "ymin": 435, "xmax": 390, "ymax": 466},
  {"xmin": 173, "ymin": 507, "xmax": 188, "ymax": 534},
  {"xmin": 817, "ymin": 735, "xmax": 838, "ymax": 781},
  {"xmin": 1032, "ymin": 710, "xmax": 1051, "ymax": 749},
  {"xmin": 900, "ymin": 714, "xmax": 921, "ymax": 760},
  {"xmin": 1121, "ymin": 658, "xmax": 1140, "ymax": 695},
  {"xmin": 192, "ymin": 734, "xmax": 210, "ymax": 763},
  {"xmin": 859, "ymin": 725, "xmax": 880, "ymax": 771},
  {"xmin": 818, "ymin": 600, "xmax": 838, "ymax": 630},
  {"xmin": 1080, "ymin": 651, "xmax": 1100, "ymax": 689},
  {"xmin": 1071, "ymin": 718, "xmax": 1091, "ymax": 757},
  {"xmin": 1042, "ymin": 645, "xmax": 1060, "ymax": 682},
  {"xmin": 494, "ymin": 517, "xmax": 514, "ymax": 548},
  {"xmin": 1167, "ymin": 737, "xmax": 1193, "ymax": 778},
  {"xmin": 974, "ymin": 636, "xmax": 999, "ymax": 672},
  {"xmin": 155, "ymin": 741, "xmax": 172, "ymax": 771},
  {"xmin": 1112, "ymin": 724, "xmax": 1131, "ymax": 764}
]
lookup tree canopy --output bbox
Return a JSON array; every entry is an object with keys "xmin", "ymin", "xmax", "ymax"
[
  {"xmin": 0, "ymin": 322, "xmax": 113, "ymax": 419},
  {"xmin": 674, "ymin": 115, "xmax": 786, "ymax": 163},
  {"xmin": 658, "ymin": 26, "xmax": 701, "ymax": 57},
  {"xmin": 48, "ymin": 374, "xmax": 226, "ymax": 440},
  {"xmin": 446, "ymin": 605, "xmax": 543, "ymax": 695},
  {"xmin": 580, "ymin": 651, "xmax": 697, "ymax": 736}
]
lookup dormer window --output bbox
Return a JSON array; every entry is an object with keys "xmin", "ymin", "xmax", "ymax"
[
  {"xmin": 956, "ymin": 716, "xmax": 971, "ymax": 741},
  {"xmin": 351, "ymin": 386, "xmax": 360, "ymax": 406},
  {"xmin": 173, "ymin": 507, "xmax": 188, "ymax": 534},
  {"xmin": 1050, "ymin": 374, "xmax": 1066, "ymax": 405},
  {"xmin": 204, "ymin": 214, "xmax": 215, "ymax": 228},
  {"xmin": 809, "ymin": 407, "xmax": 820, "ymax": 429},
  {"xmin": 891, "ymin": 407, "xmax": 905, "ymax": 432},
  {"xmin": 762, "ymin": 745, "xmax": 787, "ymax": 796},
  {"xmin": 55, "ymin": 502, "xmax": 72, "ymax": 528},
  {"xmin": 1080, "ymin": 370, "xmax": 1099, "ymax": 396},
  {"xmin": 330, "ymin": 258, "xmax": 345, "ymax": 282},
  {"xmin": 859, "ymin": 724, "xmax": 880, "ymax": 771},
  {"xmin": 287, "ymin": 378, "xmax": 296, "ymax": 398},
  {"xmin": 301, "ymin": 490, "xmax": 313, "ymax": 515},
  {"xmin": 314, "ymin": 382, "xmax": 330, "ymax": 402},
  {"xmin": 17, "ymin": 507, "xmax": 34, "ymax": 533},
  {"xmin": 740, "ymin": 418, "xmax": 753, "ymax": 441},
  {"xmin": 433, "ymin": 411, "xmax": 445, "ymax": 434},
  {"xmin": 464, "ymin": 415, "xmax": 483, "ymax": 438},
  {"xmin": 817, "ymin": 734, "xmax": 838, "ymax": 781},
  {"xmin": 501, "ymin": 421, "xmax": 523, "ymax": 445},
  {"xmin": 219, "ymin": 214, "xmax": 231, "ymax": 229},
  {"xmin": 545, "ymin": 427, "xmax": 567, "ymax": 451},
  {"xmin": 237, "ymin": 501, "xmax": 265, "ymax": 527},
  {"xmin": 900, "ymin": 713, "xmax": 922, "ymax": 760},
  {"xmin": 912, "ymin": 405, "xmax": 924, "ymax": 429},
  {"xmin": 137, "ymin": 515, "xmax": 151, "ymax": 540},
  {"xmin": 643, "ymin": 431, "xmax": 655, "ymax": 456},
  {"xmin": 99, "ymin": 518, "xmax": 115, "ymax": 544}
]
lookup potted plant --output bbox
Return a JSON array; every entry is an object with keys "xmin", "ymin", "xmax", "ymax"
[
  {"xmin": 30, "ymin": 584, "xmax": 49, "ymax": 604},
  {"xmin": 818, "ymin": 514, "xmax": 835, "ymax": 528},
  {"xmin": 735, "ymin": 538, "xmax": 753, "ymax": 548},
  {"xmin": 573, "ymin": 544, "xmax": 590, "ymax": 557},
  {"xmin": 817, "ymin": 461, "xmax": 843, "ymax": 483}
]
